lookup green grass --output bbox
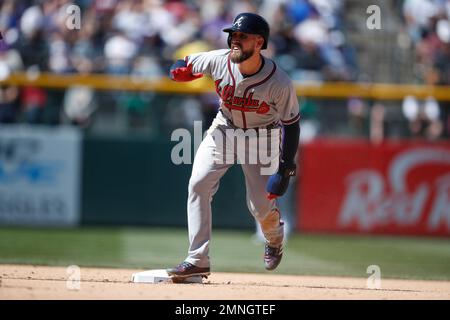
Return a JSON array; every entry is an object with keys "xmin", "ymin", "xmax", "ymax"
[{"xmin": 1, "ymin": 227, "xmax": 450, "ymax": 280}]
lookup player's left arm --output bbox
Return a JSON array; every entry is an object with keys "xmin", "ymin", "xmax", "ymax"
[
  {"xmin": 266, "ymin": 119, "xmax": 300, "ymax": 199},
  {"xmin": 266, "ymin": 80, "xmax": 300, "ymax": 200}
]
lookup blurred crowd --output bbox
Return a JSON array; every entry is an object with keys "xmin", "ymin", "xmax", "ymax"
[
  {"xmin": 401, "ymin": 0, "xmax": 450, "ymax": 85},
  {"xmin": 0, "ymin": 0, "xmax": 355, "ymax": 79},
  {"xmin": 0, "ymin": 0, "xmax": 357, "ymax": 127},
  {"xmin": 398, "ymin": 0, "xmax": 450, "ymax": 139},
  {"xmin": 0, "ymin": 0, "xmax": 448, "ymax": 141}
]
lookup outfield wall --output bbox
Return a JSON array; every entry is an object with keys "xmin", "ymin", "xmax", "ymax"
[
  {"xmin": 2, "ymin": 125, "xmax": 450, "ymax": 235},
  {"xmin": 81, "ymin": 135, "xmax": 253, "ymax": 229},
  {"xmin": 0, "ymin": 126, "xmax": 254, "ymax": 229}
]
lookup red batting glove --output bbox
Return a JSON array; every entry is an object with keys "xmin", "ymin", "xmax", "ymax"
[
  {"xmin": 170, "ymin": 64, "xmax": 203, "ymax": 82},
  {"xmin": 267, "ymin": 193, "xmax": 279, "ymax": 200}
]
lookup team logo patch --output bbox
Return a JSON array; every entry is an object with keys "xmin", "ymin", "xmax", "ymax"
[{"xmin": 234, "ymin": 16, "xmax": 245, "ymax": 28}]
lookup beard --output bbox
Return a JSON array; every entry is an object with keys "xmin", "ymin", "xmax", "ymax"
[{"xmin": 230, "ymin": 46, "xmax": 254, "ymax": 63}]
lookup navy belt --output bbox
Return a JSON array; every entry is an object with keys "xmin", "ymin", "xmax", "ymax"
[{"xmin": 220, "ymin": 109, "xmax": 280, "ymax": 131}]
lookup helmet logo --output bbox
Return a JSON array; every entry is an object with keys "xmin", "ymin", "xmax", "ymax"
[{"xmin": 234, "ymin": 16, "xmax": 245, "ymax": 28}]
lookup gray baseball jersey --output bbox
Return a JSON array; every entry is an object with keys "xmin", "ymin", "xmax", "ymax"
[
  {"xmin": 182, "ymin": 49, "xmax": 299, "ymax": 268},
  {"xmin": 187, "ymin": 49, "xmax": 300, "ymax": 129}
]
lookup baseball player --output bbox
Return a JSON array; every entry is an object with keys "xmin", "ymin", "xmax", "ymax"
[{"xmin": 167, "ymin": 13, "xmax": 300, "ymax": 279}]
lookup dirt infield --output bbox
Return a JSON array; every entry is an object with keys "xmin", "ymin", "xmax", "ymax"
[{"xmin": 1, "ymin": 264, "xmax": 450, "ymax": 300}]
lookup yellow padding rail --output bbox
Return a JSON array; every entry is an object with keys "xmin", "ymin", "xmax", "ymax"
[{"xmin": 1, "ymin": 72, "xmax": 450, "ymax": 101}]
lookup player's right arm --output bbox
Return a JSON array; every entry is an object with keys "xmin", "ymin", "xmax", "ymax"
[
  {"xmin": 169, "ymin": 59, "xmax": 203, "ymax": 82},
  {"xmin": 169, "ymin": 49, "xmax": 229, "ymax": 82}
]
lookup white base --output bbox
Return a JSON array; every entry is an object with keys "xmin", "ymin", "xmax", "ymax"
[{"xmin": 131, "ymin": 269, "xmax": 203, "ymax": 284}]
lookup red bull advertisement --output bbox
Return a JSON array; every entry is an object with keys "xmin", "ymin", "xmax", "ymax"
[{"xmin": 298, "ymin": 139, "xmax": 450, "ymax": 236}]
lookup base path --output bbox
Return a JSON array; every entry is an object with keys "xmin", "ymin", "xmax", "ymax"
[{"xmin": 1, "ymin": 265, "xmax": 450, "ymax": 300}]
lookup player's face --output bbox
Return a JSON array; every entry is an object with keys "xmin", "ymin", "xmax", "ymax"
[{"xmin": 230, "ymin": 32, "xmax": 263, "ymax": 63}]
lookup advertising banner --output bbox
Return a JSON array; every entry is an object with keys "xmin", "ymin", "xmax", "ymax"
[
  {"xmin": 298, "ymin": 139, "xmax": 450, "ymax": 236},
  {"xmin": 0, "ymin": 125, "xmax": 82, "ymax": 226}
]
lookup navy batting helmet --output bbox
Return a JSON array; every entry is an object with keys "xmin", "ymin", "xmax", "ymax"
[{"xmin": 223, "ymin": 13, "xmax": 270, "ymax": 49}]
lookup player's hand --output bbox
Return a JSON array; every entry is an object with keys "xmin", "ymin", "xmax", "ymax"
[
  {"xmin": 170, "ymin": 62, "xmax": 203, "ymax": 82},
  {"xmin": 266, "ymin": 163, "xmax": 296, "ymax": 200}
]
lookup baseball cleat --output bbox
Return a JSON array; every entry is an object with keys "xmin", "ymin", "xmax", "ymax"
[
  {"xmin": 166, "ymin": 261, "xmax": 211, "ymax": 279},
  {"xmin": 264, "ymin": 243, "xmax": 283, "ymax": 270}
]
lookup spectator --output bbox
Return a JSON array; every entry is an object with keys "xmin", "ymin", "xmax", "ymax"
[
  {"xmin": 403, "ymin": 0, "xmax": 439, "ymax": 44},
  {"xmin": 103, "ymin": 29, "xmax": 138, "ymax": 74},
  {"xmin": 402, "ymin": 95, "xmax": 444, "ymax": 140},
  {"xmin": 20, "ymin": 86, "xmax": 47, "ymax": 124},
  {"xmin": 0, "ymin": 85, "xmax": 19, "ymax": 123},
  {"xmin": 63, "ymin": 85, "xmax": 97, "ymax": 128},
  {"xmin": 15, "ymin": 3, "xmax": 49, "ymax": 72},
  {"xmin": 434, "ymin": 19, "xmax": 450, "ymax": 85},
  {"xmin": 370, "ymin": 103, "xmax": 387, "ymax": 144},
  {"xmin": 347, "ymin": 97, "xmax": 369, "ymax": 137}
]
